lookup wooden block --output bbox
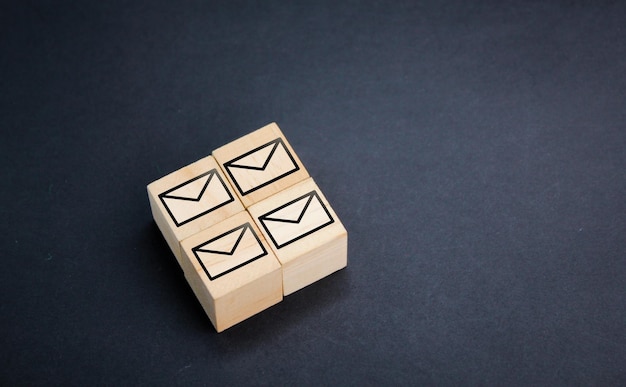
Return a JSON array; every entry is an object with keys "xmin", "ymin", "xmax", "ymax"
[
  {"xmin": 248, "ymin": 177, "xmax": 348, "ymax": 296},
  {"xmin": 180, "ymin": 211, "xmax": 282, "ymax": 332},
  {"xmin": 147, "ymin": 156, "xmax": 244, "ymax": 265},
  {"xmin": 212, "ymin": 122, "xmax": 310, "ymax": 208}
]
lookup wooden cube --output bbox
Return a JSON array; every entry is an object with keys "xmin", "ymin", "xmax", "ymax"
[
  {"xmin": 248, "ymin": 177, "xmax": 348, "ymax": 295},
  {"xmin": 213, "ymin": 122, "xmax": 310, "ymax": 208},
  {"xmin": 147, "ymin": 156, "xmax": 244, "ymax": 265},
  {"xmin": 180, "ymin": 211, "xmax": 282, "ymax": 332}
]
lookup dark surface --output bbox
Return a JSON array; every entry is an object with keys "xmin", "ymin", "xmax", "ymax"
[{"xmin": 2, "ymin": 1, "xmax": 625, "ymax": 384}]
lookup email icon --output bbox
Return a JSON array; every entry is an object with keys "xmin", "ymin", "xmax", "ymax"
[
  {"xmin": 223, "ymin": 138, "xmax": 300, "ymax": 196},
  {"xmin": 258, "ymin": 190, "xmax": 334, "ymax": 249},
  {"xmin": 192, "ymin": 222, "xmax": 268, "ymax": 280},
  {"xmin": 158, "ymin": 169, "xmax": 235, "ymax": 227}
]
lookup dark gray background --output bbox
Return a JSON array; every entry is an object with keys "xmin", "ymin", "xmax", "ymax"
[{"xmin": 2, "ymin": 1, "xmax": 625, "ymax": 384}]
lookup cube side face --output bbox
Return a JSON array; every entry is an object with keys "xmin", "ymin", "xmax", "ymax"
[
  {"xmin": 214, "ymin": 268, "xmax": 282, "ymax": 332},
  {"xmin": 282, "ymin": 233, "xmax": 347, "ymax": 296},
  {"xmin": 184, "ymin": 271, "xmax": 218, "ymax": 327},
  {"xmin": 180, "ymin": 211, "xmax": 283, "ymax": 332},
  {"xmin": 146, "ymin": 156, "xmax": 244, "ymax": 264},
  {"xmin": 148, "ymin": 191, "xmax": 182, "ymax": 260},
  {"xmin": 248, "ymin": 177, "xmax": 348, "ymax": 295},
  {"xmin": 213, "ymin": 122, "xmax": 310, "ymax": 208}
]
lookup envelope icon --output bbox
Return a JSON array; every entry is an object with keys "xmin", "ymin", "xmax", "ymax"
[
  {"xmin": 224, "ymin": 138, "xmax": 300, "ymax": 196},
  {"xmin": 192, "ymin": 222, "xmax": 268, "ymax": 280},
  {"xmin": 159, "ymin": 169, "xmax": 235, "ymax": 227},
  {"xmin": 258, "ymin": 190, "xmax": 334, "ymax": 249}
]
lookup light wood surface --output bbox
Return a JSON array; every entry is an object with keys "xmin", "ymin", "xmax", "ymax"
[
  {"xmin": 148, "ymin": 126, "xmax": 348, "ymax": 330},
  {"xmin": 248, "ymin": 178, "xmax": 348, "ymax": 295},
  {"xmin": 147, "ymin": 156, "xmax": 244, "ymax": 264},
  {"xmin": 180, "ymin": 211, "xmax": 282, "ymax": 332},
  {"xmin": 213, "ymin": 122, "xmax": 309, "ymax": 208}
]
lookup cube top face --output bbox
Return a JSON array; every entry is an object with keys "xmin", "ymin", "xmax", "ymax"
[
  {"xmin": 180, "ymin": 211, "xmax": 282, "ymax": 300},
  {"xmin": 158, "ymin": 168, "xmax": 233, "ymax": 227},
  {"xmin": 191, "ymin": 222, "xmax": 267, "ymax": 281},
  {"xmin": 248, "ymin": 178, "xmax": 347, "ymax": 266},
  {"xmin": 147, "ymin": 156, "xmax": 244, "ymax": 259},
  {"xmin": 213, "ymin": 122, "xmax": 309, "ymax": 208}
]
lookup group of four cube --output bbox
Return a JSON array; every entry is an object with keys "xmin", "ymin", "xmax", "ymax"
[{"xmin": 147, "ymin": 123, "xmax": 348, "ymax": 332}]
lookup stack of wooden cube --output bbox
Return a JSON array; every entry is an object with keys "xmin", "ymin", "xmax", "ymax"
[{"xmin": 147, "ymin": 123, "xmax": 348, "ymax": 332}]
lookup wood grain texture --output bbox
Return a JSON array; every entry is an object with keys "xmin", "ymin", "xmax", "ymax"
[
  {"xmin": 248, "ymin": 177, "xmax": 348, "ymax": 295},
  {"xmin": 147, "ymin": 156, "xmax": 244, "ymax": 264},
  {"xmin": 180, "ymin": 211, "xmax": 282, "ymax": 332},
  {"xmin": 213, "ymin": 122, "xmax": 310, "ymax": 208}
]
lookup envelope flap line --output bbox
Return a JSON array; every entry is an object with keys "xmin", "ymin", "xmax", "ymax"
[
  {"xmin": 260, "ymin": 191, "xmax": 317, "ymax": 224},
  {"xmin": 193, "ymin": 223, "xmax": 250, "ymax": 256},
  {"xmin": 225, "ymin": 139, "xmax": 282, "ymax": 171},
  {"xmin": 161, "ymin": 171, "xmax": 215, "ymax": 202}
]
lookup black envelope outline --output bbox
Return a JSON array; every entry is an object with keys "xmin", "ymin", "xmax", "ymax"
[
  {"xmin": 258, "ymin": 190, "xmax": 334, "ymax": 249},
  {"xmin": 158, "ymin": 169, "xmax": 235, "ymax": 227},
  {"xmin": 223, "ymin": 138, "xmax": 300, "ymax": 196},
  {"xmin": 192, "ymin": 222, "xmax": 268, "ymax": 281}
]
